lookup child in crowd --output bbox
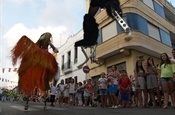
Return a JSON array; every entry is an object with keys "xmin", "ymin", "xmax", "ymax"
[{"xmin": 118, "ymin": 70, "xmax": 131, "ymax": 108}]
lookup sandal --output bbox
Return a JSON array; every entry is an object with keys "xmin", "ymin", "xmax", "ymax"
[
  {"xmin": 162, "ymin": 105, "xmax": 167, "ymax": 109},
  {"xmin": 144, "ymin": 104, "xmax": 149, "ymax": 108}
]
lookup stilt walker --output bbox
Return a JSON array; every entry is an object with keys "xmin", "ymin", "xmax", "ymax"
[{"xmin": 75, "ymin": 0, "xmax": 131, "ymax": 68}]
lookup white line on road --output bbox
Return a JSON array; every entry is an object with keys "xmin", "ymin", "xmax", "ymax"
[
  {"xmin": 0, "ymin": 107, "xmax": 2, "ymax": 112},
  {"xmin": 11, "ymin": 106, "xmax": 38, "ymax": 111},
  {"xmin": 33, "ymin": 105, "xmax": 66, "ymax": 110},
  {"xmin": 11, "ymin": 105, "xmax": 67, "ymax": 112}
]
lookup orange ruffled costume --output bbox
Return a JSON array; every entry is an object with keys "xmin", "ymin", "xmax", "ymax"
[{"xmin": 11, "ymin": 34, "xmax": 58, "ymax": 95}]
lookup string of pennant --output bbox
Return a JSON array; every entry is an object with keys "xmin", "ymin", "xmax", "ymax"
[
  {"xmin": 0, "ymin": 85, "xmax": 17, "ymax": 89},
  {"xmin": 0, "ymin": 67, "xmax": 18, "ymax": 89},
  {"xmin": 0, "ymin": 67, "xmax": 18, "ymax": 73},
  {"xmin": 0, "ymin": 77, "xmax": 18, "ymax": 89},
  {"xmin": 0, "ymin": 77, "xmax": 18, "ymax": 83}
]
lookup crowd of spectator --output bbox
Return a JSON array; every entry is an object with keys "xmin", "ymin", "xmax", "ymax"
[
  {"xmin": 1, "ymin": 49, "xmax": 175, "ymax": 110},
  {"xmin": 49, "ymin": 49, "xmax": 175, "ymax": 109}
]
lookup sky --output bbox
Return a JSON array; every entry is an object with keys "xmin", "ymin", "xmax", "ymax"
[
  {"xmin": 0, "ymin": 0, "xmax": 86, "ymax": 88},
  {"xmin": 0, "ymin": 0, "xmax": 175, "ymax": 89}
]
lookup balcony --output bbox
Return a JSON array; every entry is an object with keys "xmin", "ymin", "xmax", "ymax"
[
  {"xmin": 62, "ymin": 61, "xmax": 72, "ymax": 74},
  {"xmin": 95, "ymin": 31, "xmax": 172, "ymax": 60}
]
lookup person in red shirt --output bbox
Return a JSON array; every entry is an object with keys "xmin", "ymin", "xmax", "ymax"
[
  {"xmin": 85, "ymin": 79, "xmax": 94, "ymax": 106},
  {"xmin": 118, "ymin": 70, "xmax": 131, "ymax": 108}
]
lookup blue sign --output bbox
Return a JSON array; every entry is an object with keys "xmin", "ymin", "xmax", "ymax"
[{"xmin": 83, "ymin": 66, "xmax": 90, "ymax": 73}]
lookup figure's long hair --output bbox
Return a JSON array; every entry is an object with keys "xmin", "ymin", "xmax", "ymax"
[
  {"xmin": 135, "ymin": 60, "xmax": 145, "ymax": 73},
  {"xmin": 36, "ymin": 32, "xmax": 52, "ymax": 50},
  {"xmin": 160, "ymin": 53, "xmax": 171, "ymax": 67},
  {"xmin": 147, "ymin": 57, "xmax": 156, "ymax": 67}
]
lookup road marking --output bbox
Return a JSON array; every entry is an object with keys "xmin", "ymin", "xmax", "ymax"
[
  {"xmin": 72, "ymin": 106, "xmax": 96, "ymax": 109},
  {"xmin": 11, "ymin": 105, "xmax": 67, "ymax": 112},
  {"xmin": 11, "ymin": 105, "xmax": 94, "ymax": 112},
  {"xmin": 33, "ymin": 105, "xmax": 66, "ymax": 110},
  {"xmin": 11, "ymin": 106, "xmax": 38, "ymax": 111},
  {"xmin": 0, "ymin": 107, "xmax": 2, "ymax": 112}
]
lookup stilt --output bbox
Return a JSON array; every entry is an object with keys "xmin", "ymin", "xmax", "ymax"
[
  {"xmin": 43, "ymin": 95, "xmax": 47, "ymax": 110},
  {"xmin": 77, "ymin": 45, "xmax": 98, "ymax": 68},
  {"xmin": 24, "ymin": 96, "xmax": 29, "ymax": 110},
  {"xmin": 111, "ymin": 7, "xmax": 132, "ymax": 41}
]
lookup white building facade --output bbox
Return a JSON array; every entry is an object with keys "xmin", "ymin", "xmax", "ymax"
[{"xmin": 57, "ymin": 30, "xmax": 88, "ymax": 84}]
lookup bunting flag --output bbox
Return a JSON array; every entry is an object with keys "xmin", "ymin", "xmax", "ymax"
[
  {"xmin": 0, "ymin": 77, "xmax": 17, "ymax": 83},
  {"xmin": 0, "ymin": 67, "xmax": 18, "ymax": 73},
  {"xmin": 0, "ymin": 85, "xmax": 17, "ymax": 89},
  {"xmin": 8, "ymin": 68, "xmax": 11, "ymax": 72},
  {"xmin": 13, "ymin": 68, "xmax": 18, "ymax": 72},
  {"xmin": 2, "ymin": 68, "xmax": 5, "ymax": 73},
  {"xmin": 0, "ymin": 77, "xmax": 18, "ymax": 89}
]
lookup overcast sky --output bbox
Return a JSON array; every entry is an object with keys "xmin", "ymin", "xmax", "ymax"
[
  {"xmin": 0, "ymin": 0, "xmax": 175, "ymax": 88},
  {"xmin": 0, "ymin": 0, "xmax": 86, "ymax": 88}
]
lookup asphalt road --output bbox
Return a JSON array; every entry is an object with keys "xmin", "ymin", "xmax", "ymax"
[{"xmin": 0, "ymin": 101, "xmax": 175, "ymax": 115}]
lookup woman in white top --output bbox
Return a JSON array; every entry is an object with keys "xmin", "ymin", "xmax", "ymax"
[
  {"xmin": 69, "ymin": 78, "xmax": 76, "ymax": 106},
  {"xmin": 58, "ymin": 79, "xmax": 65, "ymax": 106},
  {"xmin": 98, "ymin": 72, "xmax": 108, "ymax": 108},
  {"xmin": 64, "ymin": 79, "xmax": 70, "ymax": 106},
  {"xmin": 50, "ymin": 83, "xmax": 57, "ymax": 106}
]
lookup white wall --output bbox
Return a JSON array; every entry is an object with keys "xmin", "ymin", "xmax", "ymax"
[{"xmin": 57, "ymin": 29, "xmax": 87, "ymax": 83}]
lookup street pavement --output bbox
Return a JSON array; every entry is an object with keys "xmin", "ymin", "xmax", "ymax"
[{"xmin": 0, "ymin": 101, "xmax": 175, "ymax": 115}]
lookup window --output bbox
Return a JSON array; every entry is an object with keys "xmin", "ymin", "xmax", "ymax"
[
  {"xmin": 148, "ymin": 23, "xmax": 161, "ymax": 41},
  {"xmin": 107, "ymin": 62, "xmax": 126, "ymax": 72},
  {"xmin": 126, "ymin": 13, "xmax": 148, "ymax": 34},
  {"xmin": 153, "ymin": 1, "xmax": 165, "ymax": 18},
  {"xmin": 74, "ymin": 76, "xmax": 77, "ymax": 84},
  {"xmin": 61, "ymin": 55, "xmax": 64, "ymax": 70},
  {"xmin": 97, "ymin": 29, "xmax": 102, "ymax": 44},
  {"xmin": 159, "ymin": 29, "xmax": 172, "ymax": 47},
  {"xmin": 172, "ymin": 43, "xmax": 175, "ymax": 48},
  {"xmin": 74, "ymin": 47, "xmax": 78, "ymax": 64},
  {"xmin": 102, "ymin": 21, "xmax": 117, "ymax": 42},
  {"xmin": 67, "ymin": 51, "xmax": 71, "ymax": 69},
  {"xmin": 164, "ymin": 7, "xmax": 175, "ymax": 26},
  {"xmin": 140, "ymin": 0, "xmax": 154, "ymax": 10},
  {"xmin": 170, "ymin": 32, "xmax": 175, "ymax": 48}
]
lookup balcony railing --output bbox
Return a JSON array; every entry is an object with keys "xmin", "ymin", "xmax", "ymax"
[{"xmin": 62, "ymin": 61, "xmax": 72, "ymax": 74}]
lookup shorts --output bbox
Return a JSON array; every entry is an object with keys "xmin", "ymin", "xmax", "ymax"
[
  {"xmin": 99, "ymin": 89, "xmax": 108, "ymax": 96},
  {"xmin": 84, "ymin": 91, "xmax": 90, "ymax": 99},
  {"xmin": 160, "ymin": 77, "xmax": 173, "ymax": 83},
  {"xmin": 60, "ymin": 92, "xmax": 64, "ymax": 97},
  {"xmin": 108, "ymin": 85, "xmax": 118, "ymax": 94},
  {"xmin": 69, "ymin": 93, "xmax": 75, "ymax": 96},
  {"xmin": 120, "ymin": 92, "xmax": 130, "ymax": 101}
]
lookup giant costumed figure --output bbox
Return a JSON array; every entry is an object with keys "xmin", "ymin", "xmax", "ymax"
[
  {"xmin": 75, "ymin": 0, "xmax": 131, "ymax": 68},
  {"xmin": 11, "ymin": 32, "xmax": 59, "ymax": 110}
]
